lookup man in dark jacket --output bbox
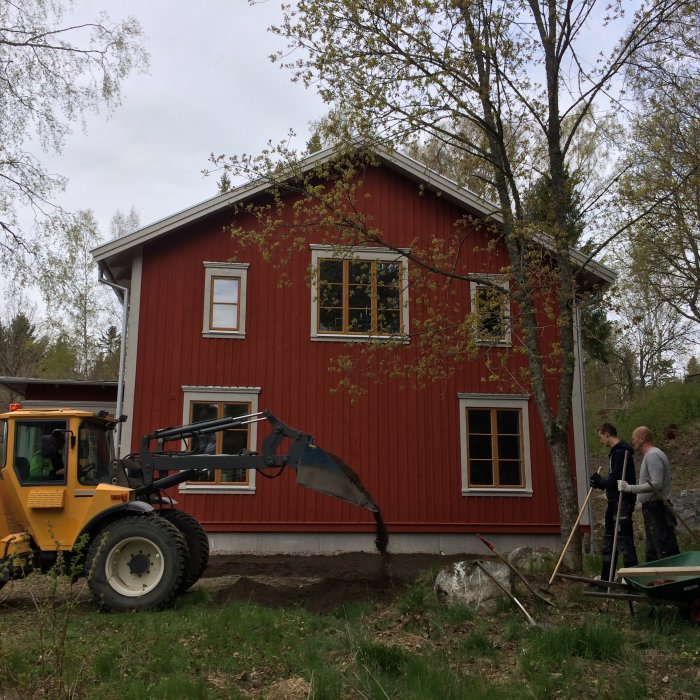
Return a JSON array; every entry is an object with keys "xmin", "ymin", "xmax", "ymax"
[{"xmin": 590, "ymin": 423, "xmax": 638, "ymax": 581}]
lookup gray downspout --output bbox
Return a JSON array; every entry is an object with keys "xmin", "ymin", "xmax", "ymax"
[
  {"xmin": 575, "ymin": 303, "xmax": 595, "ymax": 554},
  {"xmin": 99, "ymin": 267, "xmax": 129, "ymax": 458}
]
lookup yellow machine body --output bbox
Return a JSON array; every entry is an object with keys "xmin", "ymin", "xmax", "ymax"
[{"xmin": 0, "ymin": 408, "xmax": 132, "ymax": 553}]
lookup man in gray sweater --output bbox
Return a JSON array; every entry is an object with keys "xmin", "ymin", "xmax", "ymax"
[{"xmin": 618, "ymin": 426, "xmax": 680, "ymax": 562}]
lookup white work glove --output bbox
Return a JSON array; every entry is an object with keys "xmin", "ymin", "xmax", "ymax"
[{"xmin": 617, "ymin": 480, "xmax": 630, "ymax": 492}]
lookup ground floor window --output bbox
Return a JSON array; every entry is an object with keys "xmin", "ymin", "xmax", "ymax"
[
  {"xmin": 458, "ymin": 394, "xmax": 532, "ymax": 495},
  {"xmin": 179, "ymin": 386, "xmax": 260, "ymax": 493}
]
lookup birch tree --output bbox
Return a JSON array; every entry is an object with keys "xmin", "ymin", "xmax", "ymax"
[
  {"xmin": 0, "ymin": 0, "xmax": 147, "ymax": 265},
  {"xmin": 217, "ymin": 0, "xmax": 698, "ymax": 565},
  {"xmin": 37, "ymin": 210, "xmax": 117, "ymax": 378}
]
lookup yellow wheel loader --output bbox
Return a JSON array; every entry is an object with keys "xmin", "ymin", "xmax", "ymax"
[{"xmin": 0, "ymin": 406, "xmax": 379, "ymax": 611}]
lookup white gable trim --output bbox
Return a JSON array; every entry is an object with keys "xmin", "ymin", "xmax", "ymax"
[{"xmin": 91, "ymin": 142, "xmax": 615, "ymax": 286}]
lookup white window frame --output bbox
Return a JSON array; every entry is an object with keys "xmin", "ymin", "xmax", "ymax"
[
  {"xmin": 202, "ymin": 262, "xmax": 249, "ymax": 339},
  {"xmin": 178, "ymin": 386, "xmax": 260, "ymax": 494},
  {"xmin": 310, "ymin": 244, "xmax": 410, "ymax": 342},
  {"xmin": 469, "ymin": 275, "xmax": 511, "ymax": 346},
  {"xmin": 458, "ymin": 393, "xmax": 533, "ymax": 496}
]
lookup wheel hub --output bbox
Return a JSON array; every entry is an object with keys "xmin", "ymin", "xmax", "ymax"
[{"xmin": 127, "ymin": 552, "xmax": 151, "ymax": 576}]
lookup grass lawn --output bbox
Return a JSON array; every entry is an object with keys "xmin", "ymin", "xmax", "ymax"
[{"xmin": 0, "ymin": 558, "xmax": 698, "ymax": 700}]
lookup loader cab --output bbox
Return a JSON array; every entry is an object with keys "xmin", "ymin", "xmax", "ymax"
[{"xmin": 0, "ymin": 409, "xmax": 128, "ymax": 551}]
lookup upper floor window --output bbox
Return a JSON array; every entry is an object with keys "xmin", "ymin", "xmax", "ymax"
[
  {"xmin": 458, "ymin": 394, "xmax": 532, "ymax": 495},
  {"xmin": 310, "ymin": 245, "xmax": 409, "ymax": 341},
  {"xmin": 470, "ymin": 276, "xmax": 510, "ymax": 345},
  {"xmin": 202, "ymin": 262, "xmax": 249, "ymax": 338}
]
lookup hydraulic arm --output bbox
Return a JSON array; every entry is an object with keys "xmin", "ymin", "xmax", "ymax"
[{"xmin": 129, "ymin": 410, "xmax": 378, "ymax": 512}]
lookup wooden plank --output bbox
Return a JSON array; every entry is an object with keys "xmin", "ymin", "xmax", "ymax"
[{"xmin": 617, "ymin": 566, "xmax": 700, "ymax": 576}]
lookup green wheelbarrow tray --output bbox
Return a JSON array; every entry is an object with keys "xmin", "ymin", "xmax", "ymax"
[{"xmin": 620, "ymin": 551, "xmax": 700, "ymax": 603}]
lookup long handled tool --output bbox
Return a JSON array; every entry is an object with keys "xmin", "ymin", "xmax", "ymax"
[
  {"xmin": 475, "ymin": 534, "xmax": 554, "ymax": 606},
  {"xmin": 475, "ymin": 560, "xmax": 538, "ymax": 627},
  {"xmin": 646, "ymin": 480, "xmax": 700, "ymax": 548},
  {"xmin": 607, "ymin": 450, "xmax": 630, "ymax": 586},
  {"xmin": 548, "ymin": 466, "xmax": 602, "ymax": 586}
]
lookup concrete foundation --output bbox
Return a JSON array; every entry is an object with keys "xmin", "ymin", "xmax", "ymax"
[{"xmin": 208, "ymin": 531, "xmax": 561, "ymax": 555}]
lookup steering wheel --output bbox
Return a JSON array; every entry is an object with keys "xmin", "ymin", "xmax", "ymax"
[{"xmin": 78, "ymin": 462, "xmax": 96, "ymax": 478}]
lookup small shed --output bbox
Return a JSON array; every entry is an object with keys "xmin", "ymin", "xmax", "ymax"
[{"xmin": 0, "ymin": 377, "xmax": 118, "ymax": 415}]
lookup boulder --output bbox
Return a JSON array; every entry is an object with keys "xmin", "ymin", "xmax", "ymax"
[
  {"xmin": 507, "ymin": 546, "xmax": 556, "ymax": 575},
  {"xmin": 434, "ymin": 560, "xmax": 510, "ymax": 611},
  {"xmin": 673, "ymin": 489, "xmax": 700, "ymax": 529}
]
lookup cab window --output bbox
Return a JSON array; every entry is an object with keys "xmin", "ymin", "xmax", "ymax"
[
  {"xmin": 0, "ymin": 419, "xmax": 7, "ymax": 470},
  {"xmin": 14, "ymin": 420, "xmax": 68, "ymax": 484},
  {"xmin": 77, "ymin": 421, "xmax": 114, "ymax": 485}
]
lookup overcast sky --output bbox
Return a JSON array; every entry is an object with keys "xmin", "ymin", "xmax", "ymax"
[{"xmin": 42, "ymin": 0, "xmax": 325, "ymax": 237}]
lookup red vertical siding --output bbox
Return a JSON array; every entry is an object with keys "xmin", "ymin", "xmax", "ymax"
[{"xmin": 130, "ymin": 164, "xmax": 564, "ymax": 536}]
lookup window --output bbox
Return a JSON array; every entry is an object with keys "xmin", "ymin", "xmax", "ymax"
[
  {"xmin": 179, "ymin": 386, "xmax": 260, "ymax": 493},
  {"xmin": 458, "ymin": 394, "xmax": 532, "ymax": 495},
  {"xmin": 310, "ymin": 245, "xmax": 409, "ymax": 340},
  {"xmin": 13, "ymin": 420, "xmax": 68, "ymax": 484},
  {"xmin": 77, "ymin": 420, "xmax": 115, "ymax": 486},
  {"xmin": 202, "ymin": 262, "xmax": 249, "ymax": 338},
  {"xmin": 470, "ymin": 276, "xmax": 510, "ymax": 345}
]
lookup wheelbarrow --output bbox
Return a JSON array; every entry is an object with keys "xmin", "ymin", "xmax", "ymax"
[{"xmin": 576, "ymin": 551, "xmax": 700, "ymax": 622}]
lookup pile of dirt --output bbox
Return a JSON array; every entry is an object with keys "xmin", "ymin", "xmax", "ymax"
[{"xmin": 199, "ymin": 552, "xmax": 473, "ymax": 614}]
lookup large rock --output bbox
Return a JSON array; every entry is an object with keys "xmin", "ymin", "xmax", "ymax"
[
  {"xmin": 674, "ymin": 489, "xmax": 700, "ymax": 529},
  {"xmin": 434, "ymin": 560, "xmax": 511, "ymax": 611},
  {"xmin": 507, "ymin": 546, "xmax": 557, "ymax": 575}
]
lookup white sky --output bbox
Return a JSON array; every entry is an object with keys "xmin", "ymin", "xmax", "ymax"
[{"xmin": 42, "ymin": 0, "xmax": 325, "ymax": 237}]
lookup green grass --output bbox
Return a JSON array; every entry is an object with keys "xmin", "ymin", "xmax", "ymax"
[
  {"xmin": 1, "ymin": 571, "xmax": 698, "ymax": 700},
  {"xmin": 587, "ymin": 380, "xmax": 700, "ymax": 451}
]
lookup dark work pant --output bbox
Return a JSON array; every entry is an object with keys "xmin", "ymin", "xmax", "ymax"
[
  {"xmin": 642, "ymin": 500, "xmax": 680, "ymax": 562},
  {"xmin": 601, "ymin": 498, "xmax": 638, "ymax": 580}
]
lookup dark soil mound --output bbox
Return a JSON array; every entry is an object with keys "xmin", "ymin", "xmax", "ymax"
[
  {"xmin": 202, "ymin": 552, "xmax": 470, "ymax": 581},
  {"xmin": 203, "ymin": 552, "xmax": 474, "ymax": 614},
  {"xmin": 212, "ymin": 573, "xmax": 407, "ymax": 614}
]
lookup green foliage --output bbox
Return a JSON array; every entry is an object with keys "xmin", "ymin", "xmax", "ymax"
[
  {"xmin": 357, "ymin": 640, "xmax": 409, "ymax": 675},
  {"xmin": 460, "ymin": 631, "xmax": 493, "ymax": 657},
  {"xmin": 89, "ymin": 325, "xmax": 121, "ymax": 380},
  {"xmin": 527, "ymin": 621, "xmax": 625, "ymax": 663},
  {"xmin": 0, "ymin": 311, "xmax": 46, "ymax": 377},
  {"xmin": 0, "ymin": 1, "xmax": 147, "ymax": 264},
  {"xmin": 588, "ymin": 381, "xmax": 700, "ymax": 450},
  {"xmin": 39, "ymin": 331, "xmax": 80, "ymax": 379},
  {"xmin": 396, "ymin": 580, "xmax": 433, "ymax": 615}
]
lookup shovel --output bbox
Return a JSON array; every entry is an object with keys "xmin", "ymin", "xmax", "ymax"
[
  {"xmin": 475, "ymin": 560, "xmax": 539, "ymax": 628},
  {"xmin": 548, "ymin": 466, "xmax": 603, "ymax": 587},
  {"xmin": 475, "ymin": 534, "xmax": 554, "ymax": 606}
]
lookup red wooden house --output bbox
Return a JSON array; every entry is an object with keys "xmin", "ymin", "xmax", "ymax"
[{"xmin": 92, "ymin": 145, "xmax": 614, "ymax": 555}]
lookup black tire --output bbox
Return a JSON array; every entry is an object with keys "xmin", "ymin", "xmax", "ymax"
[
  {"xmin": 86, "ymin": 515, "xmax": 188, "ymax": 611},
  {"xmin": 159, "ymin": 509, "xmax": 210, "ymax": 591}
]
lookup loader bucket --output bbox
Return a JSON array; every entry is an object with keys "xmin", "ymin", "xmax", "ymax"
[{"xmin": 293, "ymin": 442, "xmax": 379, "ymax": 513}]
